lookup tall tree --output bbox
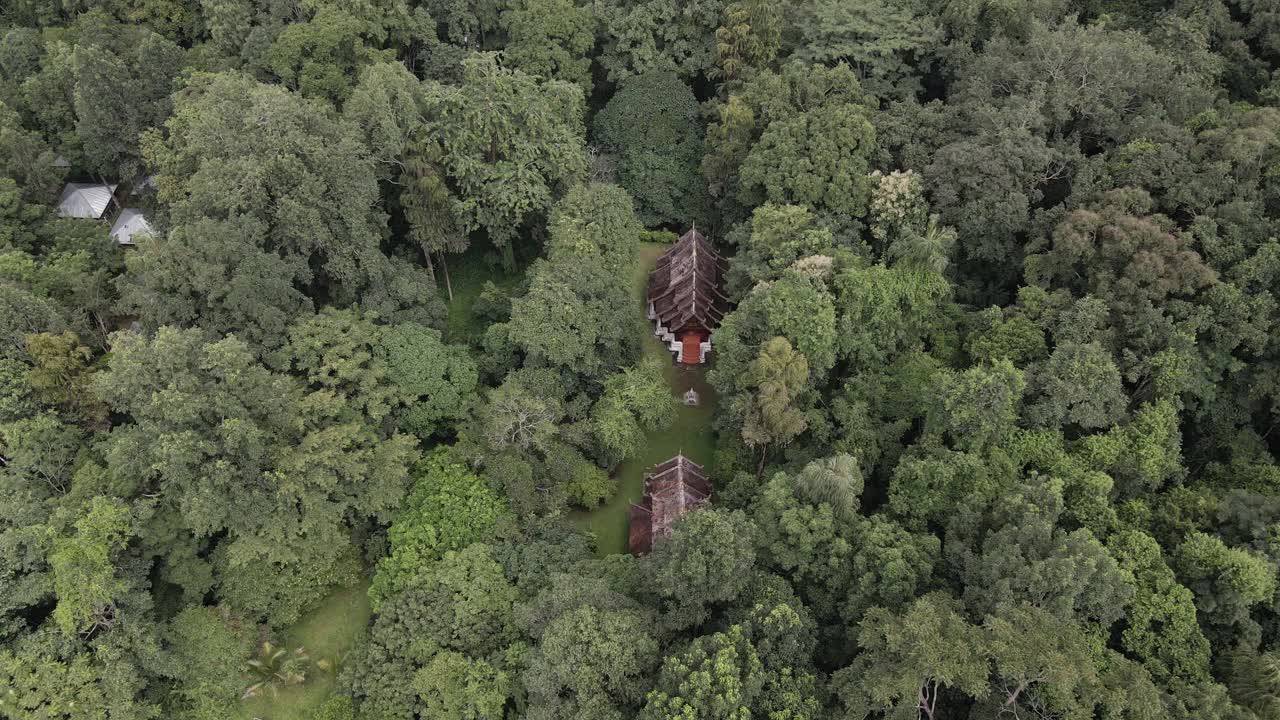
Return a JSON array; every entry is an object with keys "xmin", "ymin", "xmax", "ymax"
[
  {"xmin": 94, "ymin": 328, "xmax": 418, "ymax": 625},
  {"xmin": 834, "ymin": 592, "xmax": 989, "ymax": 720},
  {"xmin": 596, "ymin": 0, "xmax": 725, "ymax": 81},
  {"xmin": 737, "ymin": 336, "xmax": 810, "ymax": 475},
  {"xmin": 420, "ymin": 53, "xmax": 587, "ymax": 269},
  {"xmin": 142, "ymin": 71, "xmax": 398, "ymax": 306},
  {"xmin": 499, "ymin": 0, "xmax": 596, "ymax": 92},
  {"xmin": 703, "ymin": 62, "xmax": 876, "ymax": 227},
  {"xmin": 594, "ymin": 71, "xmax": 706, "ymax": 227}
]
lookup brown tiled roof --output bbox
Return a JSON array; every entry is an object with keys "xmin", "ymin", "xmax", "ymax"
[
  {"xmin": 629, "ymin": 502, "xmax": 653, "ymax": 556},
  {"xmin": 648, "ymin": 229, "xmax": 729, "ymax": 336},
  {"xmin": 628, "ymin": 454, "xmax": 711, "ymax": 555}
]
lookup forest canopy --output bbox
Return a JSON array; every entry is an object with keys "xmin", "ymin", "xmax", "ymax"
[{"xmin": 2, "ymin": 0, "xmax": 1280, "ymax": 719}]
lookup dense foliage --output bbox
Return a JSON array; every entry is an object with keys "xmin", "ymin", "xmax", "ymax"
[{"xmin": 2, "ymin": 0, "xmax": 1280, "ymax": 719}]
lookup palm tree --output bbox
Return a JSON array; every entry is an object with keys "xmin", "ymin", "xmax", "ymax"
[
  {"xmin": 794, "ymin": 454, "xmax": 863, "ymax": 520},
  {"xmin": 739, "ymin": 336, "xmax": 809, "ymax": 477},
  {"xmin": 888, "ymin": 214, "xmax": 955, "ymax": 276},
  {"xmin": 242, "ymin": 641, "xmax": 311, "ymax": 700},
  {"xmin": 1231, "ymin": 649, "xmax": 1280, "ymax": 719}
]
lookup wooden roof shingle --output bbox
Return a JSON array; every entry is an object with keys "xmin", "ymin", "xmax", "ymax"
[
  {"xmin": 628, "ymin": 454, "xmax": 711, "ymax": 555},
  {"xmin": 647, "ymin": 229, "xmax": 729, "ymax": 336}
]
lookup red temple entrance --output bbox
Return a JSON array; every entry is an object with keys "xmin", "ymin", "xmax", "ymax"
[{"xmin": 680, "ymin": 332, "xmax": 703, "ymax": 364}]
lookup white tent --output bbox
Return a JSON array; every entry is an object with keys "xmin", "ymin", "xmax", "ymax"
[
  {"xmin": 109, "ymin": 208, "xmax": 153, "ymax": 246},
  {"xmin": 57, "ymin": 182, "xmax": 117, "ymax": 219}
]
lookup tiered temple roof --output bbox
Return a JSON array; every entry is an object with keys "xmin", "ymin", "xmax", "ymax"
[
  {"xmin": 647, "ymin": 229, "xmax": 729, "ymax": 337},
  {"xmin": 628, "ymin": 454, "xmax": 711, "ymax": 555}
]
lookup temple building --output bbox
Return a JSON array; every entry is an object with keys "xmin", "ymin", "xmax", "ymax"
[
  {"xmin": 628, "ymin": 454, "xmax": 711, "ymax": 555},
  {"xmin": 647, "ymin": 228, "xmax": 729, "ymax": 364}
]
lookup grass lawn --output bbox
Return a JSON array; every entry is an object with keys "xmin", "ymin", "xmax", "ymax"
[
  {"xmin": 570, "ymin": 242, "xmax": 720, "ymax": 555},
  {"xmin": 236, "ymin": 581, "xmax": 372, "ymax": 720}
]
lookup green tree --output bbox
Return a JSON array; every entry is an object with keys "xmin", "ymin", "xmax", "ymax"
[
  {"xmin": 713, "ymin": 272, "xmax": 837, "ymax": 404},
  {"xmin": 832, "ymin": 260, "xmax": 952, "ymax": 371},
  {"xmin": 1108, "ymin": 530, "xmax": 1211, "ymax": 683},
  {"xmin": 508, "ymin": 184, "xmax": 642, "ymax": 382},
  {"xmin": 71, "ymin": 22, "xmax": 183, "ymax": 179},
  {"xmin": 24, "ymin": 331, "xmax": 105, "ymax": 427},
  {"xmin": 414, "ymin": 649, "xmax": 516, "ymax": 720},
  {"xmin": 95, "ymin": 328, "xmax": 418, "ymax": 625},
  {"xmin": 594, "ymin": 71, "xmax": 706, "ymax": 226},
  {"xmin": 793, "ymin": 454, "xmax": 863, "ymax": 521},
  {"xmin": 475, "ymin": 372, "xmax": 565, "ymax": 454},
  {"xmin": 280, "ymin": 308, "xmax": 472, "ymax": 438},
  {"xmin": 1228, "ymin": 648, "xmax": 1280, "ymax": 719},
  {"xmin": 951, "ymin": 475, "xmax": 1134, "ymax": 626},
  {"xmin": 646, "ymin": 508, "xmax": 757, "ymax": 631},
  {"xmin": 833, "ymin": 592, "xmax": 989, "ymax": 720},
  {"xmin": 725, "ymin": 203, "xmax": 836, "ymax": 297},
  {"xmin": 704, "ymin": 62, "xmax": 875, "ymax": 226},
  {"xmin": 266, "ymin": 7, "xmax": 387, "ymax": 104},
  {"xmin": 641, "ymin": 623, "xmax": 819, "ymax": 720},
  {"xmin": 794, "ymin": 0, "xmax": 939, "ymax": 100},
  {"xmin": 929, "ymin": 359, "xmax": 1025, "ymax": 452},
  {"xmin": 738, "ymin": 100, "xmax": 876, "ymax": 227},
  {"xmin": 1025, "ymin": 191, "xmax": 1217, "ymax": 372},
  {"xmin": 118, "ymin": 217, "xmax": 313, "ymax": 354},
  {"xmin": 381, "ymin": 322, "xmax": 478, "ymax": 438},
  {"xmin": 1026, "ymin": 341, "xmax": 1128, "ymax": 431},
  {"xmin": 750, "ymin": 471, "xmax": 851, "ymax": 623},
  {"xmin": 400, "ymin": 133, "xmax": 469, "ymax": 295},
  {"xmin": 164, "ymin": 606, "xmax": 253, "ymax": 719},
  {"xmin": 737, "ymin": 336, "xmax": 810, "ymax": 474},
  {"xmin": 345, "ymin": 544, "xmax": 520, "ymax": 720},
  {"xmin": 369, "ymin": 454, "xmax": 512, "ymax": 608},
  {"xmin": 844, "ymin": 515, "xmax": 939, "ymax": 622},
  {"xmin": 49, "ymin": 496, "xmax": 134, "ymax": 637},
  {"xmin": 981, "ymin": 604, "xmax": 1100, "ymax": 718},
  {"xmin": 1174, "ymin": 532, "xmax": 1277, "ymax": 631},
  {"xmin": 143, "ymin": 71, "xmax": 396, "ymax": 305},
  {"xmin": 0, "ymin": 411, "xmax": 84, "ymax": 498},
  {"xmin": 0, "ymin": 101, "xmax": 62, "ymax": 202},
  {"xmin": 711, "ymin": 0, "xmax": 781, "ymax": 83},
  {"xmin": 596, "ymin": 0, "xmax": 725, "ymax": 81},
  {"xmin": 524, "ymin": 605, "xmax": 659, "ymax": 720},
  {"xmin": 420, "ymin": 53, "xmax": 587, "ymax": 268},
  {"xmin": 591, "ymin": 360, "xmax": 677, "ymax": 466},
  {"xmin": 0, "ymin": 628, "xmax": 157, "ymax": 720},
  {"xmin": 499, "ymin": 0, "xmax": 595, "ymax": 91}
]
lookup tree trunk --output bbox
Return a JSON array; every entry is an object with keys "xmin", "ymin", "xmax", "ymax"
[
  {"xmin": 422, "ymin": 244, "xmax": 437, "ymax": 285},
  {"xmin": 501, "ymin": 242, "xmax": 515, "ymax": 272},
  {"xmin": 1004, "ymin": 678, "xmax": 1031, "ymax": 707},
  {"xmin": 440, "ymin": 251, "xmax": 454, "ymax": 302},
  {"xmin": 918, "ymin": 681, "xmax": 937, "ymax": 720}
]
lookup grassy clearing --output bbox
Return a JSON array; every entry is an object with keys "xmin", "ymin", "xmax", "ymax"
[
  {"xmin": 442, "ymin": 242, "xmax": 525, "ymax": 345},
  {"xmin": 570, "ymin": 242, "xmax": 719, "ymax": 555},
  {"xmin": 236, "ymin": 581, "xmax": 372, "ymax": 720}
]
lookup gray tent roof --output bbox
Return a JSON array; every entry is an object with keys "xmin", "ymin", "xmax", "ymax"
[
  {"xmin": 110, "ymin": 208, "xmax": 153, "ymax": 246},
  {"xmin": 57, "ymin": 183, "xmax": 117, "ymax": 219}
]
